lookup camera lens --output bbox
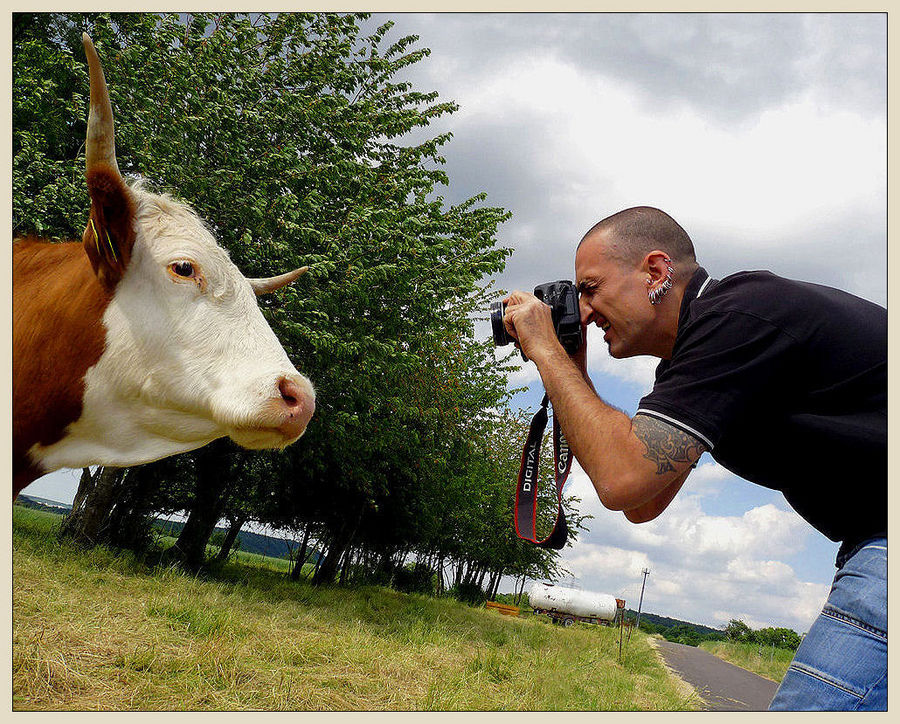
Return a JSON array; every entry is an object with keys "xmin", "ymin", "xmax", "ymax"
[{"xmin": 490, "ymin": 301, "xmax": 512, "ymax": 346}]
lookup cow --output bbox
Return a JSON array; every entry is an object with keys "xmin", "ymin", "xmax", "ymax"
[{"xmin": 12, "ymin": 34, "xmax": 316, "ymax": 498}]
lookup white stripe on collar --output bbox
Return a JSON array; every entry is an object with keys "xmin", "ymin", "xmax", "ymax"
[{"xmin": 697, "ymin": 275, "xmax": 712, "ymax": 298}]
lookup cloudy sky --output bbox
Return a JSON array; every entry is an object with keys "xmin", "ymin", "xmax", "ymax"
[{"xmin": 25, "ymin": 12, "xmax": 886, "ymax": 635}]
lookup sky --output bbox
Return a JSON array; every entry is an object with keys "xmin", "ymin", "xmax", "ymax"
[{"xmin": 23, "ymin": 12, "xmax": 887, "ymax": 635}]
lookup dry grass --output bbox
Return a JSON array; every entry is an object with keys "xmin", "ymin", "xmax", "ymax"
[
  {"xmin": 13, "ymin": 505, "xmax": 701, "ymax": 711},
  {"xmin": 699, "ymin": 641, "xmax": 794, "ymax": 683}
]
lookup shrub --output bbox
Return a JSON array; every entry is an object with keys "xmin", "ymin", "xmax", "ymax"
[
  {"xmin": 447, "ymin": 582, "xmax": 486, "ymax": 606},
  {"xmin": 393, "ymin": 563, "xmax": 439, "ymax": 595}
]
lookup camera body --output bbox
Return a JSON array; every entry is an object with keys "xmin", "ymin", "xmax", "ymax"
[{"xmin": 491, "ymin": 280, "xmax": 582, "ymax": 357}]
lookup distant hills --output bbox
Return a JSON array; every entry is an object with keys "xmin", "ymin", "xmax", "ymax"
[
  {"xmin": 626, "ymin": 609, "xmax": 724, "ymax": 637},
  {"xmin": 154, "ymin": 518, "xmax": 318, "ymax": 561},
  {"xmin": 17, "ymin": 494, "xmax": 72, "ymax": 514},
  {"xmin": 15, "ymin": 494, "xmax": 313, "ymax": 562}
]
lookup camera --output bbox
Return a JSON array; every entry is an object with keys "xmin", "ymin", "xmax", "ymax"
[{"xmin": 491, "ymin": 280, "xmax": 582, "ymax": 358}]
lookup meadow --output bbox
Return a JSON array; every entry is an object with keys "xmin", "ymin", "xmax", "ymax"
[
  {"xmin": 12, "ymin": 505, "xmax": 701, "ymax": 711},
  {"xmin": 699, "ymin": 640, "xmax": 793, "ymax": 683}
]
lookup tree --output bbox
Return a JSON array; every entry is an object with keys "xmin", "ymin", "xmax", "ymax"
[
  {"xmin": 754, "ymin": 626, "xmax": 802, "ymax": 651},
  {"xmin": 725, "ymin": 618, "xmax": 754, "ymax": 643},
  {"xmin": 14, "ymin": 13, "xmax": 584, "ymax": 590}
]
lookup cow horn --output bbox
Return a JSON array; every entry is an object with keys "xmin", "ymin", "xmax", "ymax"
[
  {"xmin": 83, "ymin": 33, "xmax": 120, "ymax": 177},
  {"xmin": 249, "ymin": 267, "xmax": 309, "ymax": 296}
]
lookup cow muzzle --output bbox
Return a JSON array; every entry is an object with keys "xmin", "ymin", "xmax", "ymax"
[
  {"xmin": 274, "ymin": 374, "xmax": 316, "ymax": 441},
  {"xmin": 226, "ymin": 372, "xmax": 316, "ymax": 450}
]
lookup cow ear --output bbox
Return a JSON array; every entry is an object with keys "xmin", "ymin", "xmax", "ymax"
[{"xmin": 82, "ymin": 166, "xmax": 136, "ymax": 291}]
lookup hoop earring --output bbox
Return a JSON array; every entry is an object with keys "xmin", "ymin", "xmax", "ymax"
[{"xmin": 648, "ymin": 259, "xmax": 675, "ymax": 305}]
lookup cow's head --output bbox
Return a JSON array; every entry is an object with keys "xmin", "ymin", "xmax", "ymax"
[{"xmin": 75, "ymin": 34, "xmax": 315, "ymax": 464}]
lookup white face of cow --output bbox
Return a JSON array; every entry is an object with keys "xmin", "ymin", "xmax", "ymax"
[
  {"xmin": 118, "ymin": 188, "xmax": 316, "ymax": 446},
  {"xmin": 31, "ymin": 35, "xmax": 315, "ymax": 474},
  {"xmin": 35, "ymin": 186, "xmax": 316, "ymax": 472}
]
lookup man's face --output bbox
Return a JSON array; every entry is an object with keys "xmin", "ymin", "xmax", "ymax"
[{"xmin": 575, "ymin": 233, "xmax": 655, "ymax": 359}]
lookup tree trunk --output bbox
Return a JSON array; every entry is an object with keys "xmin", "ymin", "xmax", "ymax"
[
  {"xmin": 290, "ymin": 524, "xmax": 312, "ymax": 581},
  {"xmin": 313, "ymin": 528, "xmax": 350, "ymax": 585},
  {"xmin": 59, "ymin": 467, "xmax": 126, "ymax": 545},
  {"xmin": 490, "ymin": 573, "xmax": 502, "ymax": 600},
  {"xmin": 436, "ymin": 555, "xmax": 445, "ymax": 593},
  {"xmin": 476, "ymin": 567, "xmax": 488, "ymax": 590},
  {"xmin": 213, "ymin": 513, "xmax": 247, "ymax": 563},
  {"xmin": 312, "ymin": 546, "xmax": 325, "ymax": 580},
  {"xmin": 170, "ymin": 438, "xmax": 232, "ymax": 571},
  {"xmin": 514, "ymin": 575, "xmax": 526, "ymax": 605},
  {"xmin": 338, "ymin": 545, "xmax": 354, "ymax": 584},
  {"xmin": 104, "ymin": 465, "xmax": 163, "ymax": 552},
  {"xmin": 313, "ymin": 505, "xmax": 364, "ymax": 586},
  {"xmin": 69, "ymin": 468, "xmax": 95, "ymax": 516},
  {"xmin": 59, "ymin": 467, "xmax": 96, "ymax": 539}
]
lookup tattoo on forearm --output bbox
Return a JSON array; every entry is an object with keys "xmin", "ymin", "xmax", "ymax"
[{"xmin": 632, "ymin": 415, "xmax": 708, "ymax": 475}]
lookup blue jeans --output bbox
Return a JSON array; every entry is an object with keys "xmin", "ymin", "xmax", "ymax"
[{"xmin": 769, "ymin": 537, "xmax": 887, "ymax": 711}]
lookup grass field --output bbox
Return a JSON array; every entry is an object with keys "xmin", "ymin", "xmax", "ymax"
[
  {"xmin": 13, "ymin": 505, "xmax": 702, "ymax": 711},
  {"xmin": 699, "ymin": 641, "xmax": 794, "ymax": 683}
]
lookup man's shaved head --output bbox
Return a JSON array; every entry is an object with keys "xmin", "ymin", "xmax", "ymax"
[{"xmin": 579, "ymin": 206, "xmax": 698, "ymax": 270}]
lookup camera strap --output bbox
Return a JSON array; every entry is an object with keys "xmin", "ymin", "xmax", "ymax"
[{"xmin": 514, "ymin": 394, "xmax": 573, "ymax": 549}]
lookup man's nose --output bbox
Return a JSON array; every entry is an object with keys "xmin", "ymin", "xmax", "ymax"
[{"xmin": 580, "ymin": 297, "xmax": 594, "ymax": 326}]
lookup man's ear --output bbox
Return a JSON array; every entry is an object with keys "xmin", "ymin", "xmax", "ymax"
[
  {"xmin": 644, "ymin": 250, "xmax": 674, "ymax": 285},
  {"xmin": 82, "ymin": 165, "xmax": 136, "ymax": 292}
]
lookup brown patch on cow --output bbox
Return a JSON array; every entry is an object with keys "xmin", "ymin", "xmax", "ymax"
[
  {"xmin": 13, "ymin": 238, "xmax": 113, "ymax": 496},
  {"xmin": 83, "ymin": 165, "xmax": 136, "ymax": 292}
]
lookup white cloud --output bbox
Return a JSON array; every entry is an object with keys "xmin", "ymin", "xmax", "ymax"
[
  {"xmin": 453, "ymin": 52, "xmax": 884, "ymax": 264},
  {"xmin": 725, "ymin": 558, "xmax": 798, "ymax": 586},
  {"xmin": 567, "ymin": 544, "xmax": 651, "ymax": 585},
  {"xmin": 504, "ymin": 356, "xmax": 541, "ymax": 387},
  {"xmin": 684, "ymin": 460, "xmax": 732, "ymax": 495},
  {"xmin": 559, "ymin": 462, "xmax": 822, "ymax": 631},
  {"xmin": 584, "ymin": 325, "xmax": 658, "ymax": 393}
]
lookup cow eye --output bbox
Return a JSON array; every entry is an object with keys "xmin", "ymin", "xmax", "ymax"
[{"xmin": 171, "ymin": 261, "xmax": 194, "ymax": 278}]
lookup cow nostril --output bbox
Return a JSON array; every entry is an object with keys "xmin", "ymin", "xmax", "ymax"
[
  {"xmin": 278, "ymin": 377, "xmax": 301, "ymax": 408},
  {"xmin": 273, "ymin": 375, "xmax": 315, "ymax": 439}
]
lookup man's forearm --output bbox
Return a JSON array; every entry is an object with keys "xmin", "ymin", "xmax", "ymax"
[
  {"xmin": 531, "ymin": 343, "xmax": 665, "ymax": 511},
  {"xmin": 502, "ymin": 289, "xmax": 700, "ymax": 518}
]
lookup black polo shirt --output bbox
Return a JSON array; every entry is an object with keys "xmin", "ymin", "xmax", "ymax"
[{"xmin": 637, "ymin": 267, "xmax": 886, "ymax": 555}]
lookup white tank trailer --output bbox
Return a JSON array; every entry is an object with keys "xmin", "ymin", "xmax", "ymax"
[{"xmin": 529, "ymin": 582, "xmax": 625, "ymax": 627}]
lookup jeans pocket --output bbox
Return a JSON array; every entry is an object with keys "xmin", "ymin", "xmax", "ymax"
[{"xmin": 822, "ymin": 604, "xmax": 886, "ymax": 641}]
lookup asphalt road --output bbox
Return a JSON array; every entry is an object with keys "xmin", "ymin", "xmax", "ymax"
[{"xmin": 654, "ymin": 640, "xmax": 779, "ymax": 711}]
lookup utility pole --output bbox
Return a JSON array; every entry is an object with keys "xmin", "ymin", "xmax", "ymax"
[{"xmin": 635, "ymin": 567, "xmax": 651, "ymax": 630}]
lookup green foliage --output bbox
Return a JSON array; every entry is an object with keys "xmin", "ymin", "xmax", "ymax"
[
  {"xmin": 752, "ymin": 626, "xmax": 802, "ymax": 650},
  {"xmin": 642, "ymin": 612, "xmax": 800, "ymax": 653},
  {"xmin": 393, "ymin": 563, "xmax": 439, "ymax": 596},
  {"xmin": 725, "ymin": 618, "xmax": 801, "ymax": 650},
  {"xmin": 725, "ymin": 618, "xmax": 753, "ymax": 642},
  {"xmin": 447, "ymin": 582, "xmax": 488, "ymax": 606}
]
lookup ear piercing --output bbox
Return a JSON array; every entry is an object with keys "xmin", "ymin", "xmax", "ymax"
[{"xmin": 648, "ymin": 258, "xmax": 674, "ymax": 305}]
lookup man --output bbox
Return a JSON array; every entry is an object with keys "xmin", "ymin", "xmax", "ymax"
[{"xmin": 502, "ymin": 206, "xmax": 886, "ymax": 711}]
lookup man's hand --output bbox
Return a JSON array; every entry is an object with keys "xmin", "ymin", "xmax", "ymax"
[{"xmin": 502, "ymin": 290, "xmax": 562, "ymax": 363}]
